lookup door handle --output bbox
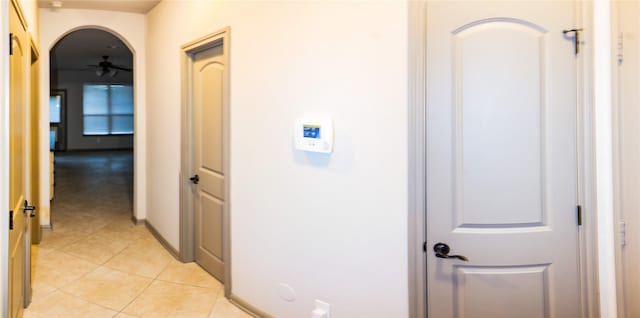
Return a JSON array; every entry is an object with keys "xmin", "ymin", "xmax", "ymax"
[
  {"xmin": 189, "ymin": 174, "xmax": 199, "ymax": 184},
  {"xmin": 433, "ymin": 242, "xmax": 469, "ymax": 262},
  {"xmin": 23, "ymin": 200, "xmax": 36, "ymax": 218}
]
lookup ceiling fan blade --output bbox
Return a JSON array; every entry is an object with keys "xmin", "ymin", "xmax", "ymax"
[{"xmin": 110, "ymin": 65, "xmax": 132, "ymax": 72}]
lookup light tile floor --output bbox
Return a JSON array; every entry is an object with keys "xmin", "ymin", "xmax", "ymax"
[{"xmin": 24, "ymin": 151, "xmax": 252, "ymax": 318}]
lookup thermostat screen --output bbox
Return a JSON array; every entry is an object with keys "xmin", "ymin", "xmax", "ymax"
[{"xmin": 303, "ymin": 125, "xmax": 321, "ymax": 139}]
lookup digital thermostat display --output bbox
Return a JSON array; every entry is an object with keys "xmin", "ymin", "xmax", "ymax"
[
  {"xmin": 295, "ymin": 117, "xmax": 333, "ymax": 153},
  {"xmin": 303, "ymin": 125, "xmax": 321, "ymax": 139}
]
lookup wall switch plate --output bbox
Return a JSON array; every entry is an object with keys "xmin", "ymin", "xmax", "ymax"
[{"xmin": 312, "ymin": 299, "xmax": 331, "ymax": 318}]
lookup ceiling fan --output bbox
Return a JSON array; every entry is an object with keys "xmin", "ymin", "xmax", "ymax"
[{"xmin": 88, "ymin": 55, "xmax": 132, "ymax": 77}]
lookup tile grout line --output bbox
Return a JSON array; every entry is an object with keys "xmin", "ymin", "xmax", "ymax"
[
  {"xmin": 28, "ymin": 152, "xmax": 247, "ymax": 318},
  {"xmin": 116, "ymin": 275, "xmax": 155, "ymax": 317}
]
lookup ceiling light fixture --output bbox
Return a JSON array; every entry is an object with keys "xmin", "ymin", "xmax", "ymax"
[{"xmin": 50, "ymin": 1, "xmax": 63, "ymax": 8}]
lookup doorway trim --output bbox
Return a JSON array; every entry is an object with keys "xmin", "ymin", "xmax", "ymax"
[
  {"xmin": 407, "ymin": 2, "xmax": 599, "ymax": 317},
  {"xmin": 25, "ymin": 31, "xmax": 40, "ymax": 308},
  {"xmin": 407, "ymin": 2, "xmax": 427, "ymax": 318},
  {"xmin": 49, "ymin": 89, "xmax": 66, "ymax": 151},
  {"xmin": 179, "ymin": 27, "xmax": 231, "ymax": 295}
]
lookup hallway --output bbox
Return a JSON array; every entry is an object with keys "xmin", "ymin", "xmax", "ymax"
[{"xmin": 24, "ymin": 151, "xmax": 250, "ymax": 318}]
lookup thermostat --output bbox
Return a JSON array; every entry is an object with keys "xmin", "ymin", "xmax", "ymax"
[{"xmin": 295, "ymin": 117, "xmax": 333, "ymax": 153}]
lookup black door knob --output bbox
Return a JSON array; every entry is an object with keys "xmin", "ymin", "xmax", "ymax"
[
  {"xmin": 433, "ymin": 242, "xmax": 469, "ymax": 261},
  {"xmin": 189, "ymin": 174, "xmax": 199, "ymax": 184},
  {"xmin": 24, "ymin": 200, "xmax": 36, "ymax": 217}
]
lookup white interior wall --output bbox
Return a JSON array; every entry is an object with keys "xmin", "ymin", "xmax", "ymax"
[
  {"xmin": 146, "ymin": 2, "xmax": 408, "ymax": 317},
  {"xmin": 614, "ymin": 1, "xmax": 640, "ymax": 316},
  {"xmin": 53, "ymin": 70, "xmax": 134, "ymax": 150},
  {"xmin": 594, "ymin": 0, "xmax": 618, "ymax": 317},
  {"xmin": 39, "ymin": 8, "xmax": 146, "ymax": 224}
]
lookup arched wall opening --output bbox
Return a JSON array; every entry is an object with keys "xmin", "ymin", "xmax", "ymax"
[
  {"xmin": 50, "ymin": 28, "xmax": 134, "ymax": 151},
  {"xmin": 39, "ymin": 9, "xmax": 146, "ymax": 227}
]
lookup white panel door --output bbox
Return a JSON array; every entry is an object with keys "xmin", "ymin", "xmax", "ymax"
[
  {"xmin": 193, "ymin": 44, "xmax": 226, "ymax": 281},
  {"xmin": 426, "ymin": 1, "xmax": 581, "ymax": 317}
]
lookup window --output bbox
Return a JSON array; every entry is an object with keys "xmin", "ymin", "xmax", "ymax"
[
  {"xmin": 83, "ymin": 84, "xmax": 133, "ymax": 135},
  {"xmin": 50, "ymin": 95, "xmax": 61, "ymax": 123}
]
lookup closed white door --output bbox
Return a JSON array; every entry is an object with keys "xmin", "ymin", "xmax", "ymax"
[
  {"xmin": 192, "ymin": 44, "xmax": 226, "ymax": 281},
  {"xmin": 426, "ymin": 1, "xmax": 581, "ymax": 317}
]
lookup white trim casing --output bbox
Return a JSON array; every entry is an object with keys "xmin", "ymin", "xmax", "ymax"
[
  {"xmin": 407, "ymin": 1, "xmax": 426, "ymax": 317},
  {"xmin": 593, "ymin": 0, "xmax": 618, "ymax": 317},
  {"xmin": 576, "ymin": 2, "xmax": 602, "ymax": 317}
]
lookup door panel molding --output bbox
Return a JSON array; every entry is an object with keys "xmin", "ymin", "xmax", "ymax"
[
  {"xmin": 9, "ymin": 0, "xmax": 27, "ymax": 31},
  {"xmin": 179, "ymin": 27, "xmax": 231, "ymax": 296},
  {"xmin": 408, "ymin": 2, "xmax": 599, "ymax": 317}
]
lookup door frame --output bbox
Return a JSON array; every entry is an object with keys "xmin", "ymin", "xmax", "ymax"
[
  {"xmin": 179, "ymin": 28, "xmax": 231, "ymax": 296},
  {"xmin": 29, "ymin": 35, "xmax": 40, "ymax": 245},
  {"xmin": 48, "ymin": 89, "xmax": 67, "ymax": 151},
  {"xmin": 407, "ymin": 2, "xmax": 600, "ymax": 317},
  {"xmin": 25, "ymin": 32, "xmax": 40, "ymax": 308}
]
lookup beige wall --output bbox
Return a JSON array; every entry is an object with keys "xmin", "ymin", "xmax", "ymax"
[
  {"xmin": 614, "ymin": 1, "xmax": 640, "ymax": 316},
  {"xmin": 146, "ymin": 1, "xmax": 408, "ymax": 317}
]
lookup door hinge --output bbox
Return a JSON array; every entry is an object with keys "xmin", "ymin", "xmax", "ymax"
[
  {"xmin": 9, "ymin": 33, "xmax": 12, "ymax": 56},
  {"xmin": 577, "ymin": 205, "xmax": 582, "ymax": 226},
  {"xmin": 423, "ymin": 241, "xmax": 427, "ymax": 252},
  {"xmin": 620, "ymin": 220, "xmax": 627, "ymax": 246},
  {"xmin": 618, "ymin": 32, "xmax": 624, "ymax": 64},
  {"xmin": 9, "ymin": 210, "xmax": 13, "ymax": 230}
]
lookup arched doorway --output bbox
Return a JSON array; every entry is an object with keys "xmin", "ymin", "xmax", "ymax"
[
  {"xmin": 50, "ymin": 29, "xmax": 133, "ymax": 152},
  {"xmin": 48, "ymin": 28, "xmax": 134, "ymax": 227},
  {"xmin": 39, "ymin": 19, "xmax": 147, "ymax": 228}
]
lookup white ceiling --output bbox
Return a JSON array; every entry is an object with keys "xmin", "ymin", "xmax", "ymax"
[
  {"xmin": 51, "ymin": 28, "xmax": 133, "ymax": 72},
  {"xmin": 38, "ymin": 0, "xmax": 161, "ymax": 14}
]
